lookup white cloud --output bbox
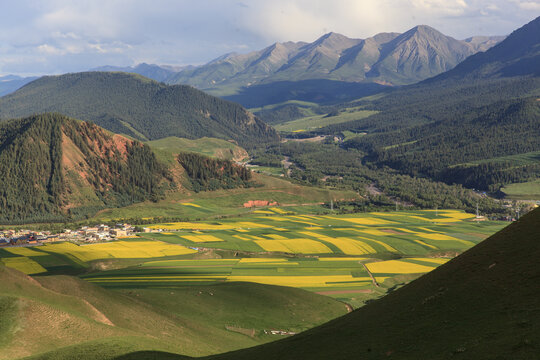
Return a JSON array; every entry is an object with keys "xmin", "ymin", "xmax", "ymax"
[
  {"xmin": 516, "ymin": 1, "xmax": 540, "ymax": 10},
  {"xmin": 411, "ymin": 0, "xmax": 468, "ymax": 15}
]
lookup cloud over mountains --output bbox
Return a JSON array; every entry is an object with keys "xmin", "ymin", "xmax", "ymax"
[{"xmin": 0, "ymin": 0, "xmax": 535, "ymax": 75}]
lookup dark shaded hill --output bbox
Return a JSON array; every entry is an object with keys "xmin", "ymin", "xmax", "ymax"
[
  {"xmin": 0, "ymin": 113, "xmax": 171, "ymax": 223},
  {"xmin": 201, "ymin": 208, "xmax": 540, "ymax": 360},
  {"xmin": 0, "ymin": 72, "xmax": 278, "ymax": 147},
  {"xmin": 432, "ymin": 16, "xmax": 540, "ymax": 80},
  {"xmin": 223, "ymin": 79, "xmax": 387, "ymax": 108}
]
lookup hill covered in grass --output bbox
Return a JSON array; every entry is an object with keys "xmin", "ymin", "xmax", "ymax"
[
  {"xmin": 198, "ymin": 208, "xmax": 540, "ymax": 360},
  {"xmin": 0, "ymin": 265, "xmax": 347, "ymax": 360},
  {"xmin": 0, "ymin": 113, "xmax": 171, "ymax": 223},
  {"xmin": 0, "ymin": 72, "xmax": 278, "ymax": 148}
]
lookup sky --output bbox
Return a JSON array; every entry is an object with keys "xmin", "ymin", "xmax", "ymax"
[{"xmin": 0, "ymin": 0, "xmax": 538, "ymax": 76}]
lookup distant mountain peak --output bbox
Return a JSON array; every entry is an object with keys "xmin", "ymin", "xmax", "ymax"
[{"xmin": 167, "ymin": 24, "xmax": 505, "ymax": 92}]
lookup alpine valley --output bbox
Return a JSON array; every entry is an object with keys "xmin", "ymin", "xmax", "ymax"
[{"xmin": 0, "ymin": 10, "xmax": 538, "ymax": 360}]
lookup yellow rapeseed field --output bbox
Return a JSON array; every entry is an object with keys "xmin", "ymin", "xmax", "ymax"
[
  {"xmin": 269, "ymin": 207, "xmax": 288, "ymax": 214},
  {"xmin": 254, "ymin": 239, "xmax": 332, "ymax": 254},
  {"xmin": 41, "ymin": 240, "xmax": 196, "ymax": 262},
  {"xmin": 440, "ymin": 211, "xmax": 476, "ymax": 220},
  {"xmin": 417, "ymin": 233, "xmax": 458, "ymax": 241},
  {"xmin": 182, "ymin": 234, "xmax": 223, "ymax": 243},
  {"xmin": 322, "ymin": 237, "xmax": 376, "ymax": 255},
  {"xmin": 226, "ymin": 275, "xmax": 371, "ymax": 288},
  {"xmin": 331, "ymin": 217, "xmax": 396, "ymax": 225},
  {"xmin": 299, "ymin": 231, "xmax": 331, "ymax": 240},
  {"xmin": 264, "ymin": 234, "xmax": 288, "ymax": 240},
  {"xmin": 417, "ymin": 227, "xmax": 437, "ymax": 233},
  {"xmin": 1, "ymin": 257, "xmax": 47, "ymax": 274},
  {"xmin": 366, "ymin": 260, "xmax": 436, "ymax": 274},
  {"xmin": 235, "ymin": 221, "xmax": 273, "ymax": 229},
  {"xmin": 149, "ymin": 222, "xmax": 233, "ymax": 230},
  {"xmin": 181, "ymin": 202, "xmax": 201, "ymax": 208},
  {"xmin": 363, "ymin": 238, "xmax": 397, "ymax": 252}
]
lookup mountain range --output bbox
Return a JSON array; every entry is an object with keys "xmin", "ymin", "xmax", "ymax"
[
  {"xmin": 167, "ymin": 26, "xmax": 504, "ymax": 94},
  {"xmin": 0, "ymin": 26, "xmax": 504, "ymax": 108}
]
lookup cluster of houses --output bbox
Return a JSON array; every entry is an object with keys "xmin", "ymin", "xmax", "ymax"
[
  {"xmin": 0, "ymin": 229, "xmax": 59, "ymax": 247},
  {"xmin": 0, "ymin": 223, "xmax": 139, "ymax": 247}
]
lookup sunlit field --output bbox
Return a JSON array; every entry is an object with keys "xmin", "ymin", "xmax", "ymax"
[{"xmin": 0, "ymin": 209, "xmax": 505, "ymax": 307}]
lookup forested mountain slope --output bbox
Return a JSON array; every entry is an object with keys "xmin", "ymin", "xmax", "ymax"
[
  {"xmin": 0, "ymin": 113, "xmax": 171, "ymax": 223},
  {"xmin": 0, "ymin": 72, "xmax": 278, "ymax": 148}
]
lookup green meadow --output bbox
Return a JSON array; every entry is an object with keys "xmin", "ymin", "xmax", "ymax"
[{"xmin": 275, "ymin": 107, "xmax": 377, "ymax": 132}]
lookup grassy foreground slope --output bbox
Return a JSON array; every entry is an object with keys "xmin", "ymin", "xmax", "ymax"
[
  {"xmin": 0, "ymin": 266, "xmax": 346, "ymax": 360},
  {"xmin": 200, "ymin": 208, "xmax": 540, "ymax": 360}
]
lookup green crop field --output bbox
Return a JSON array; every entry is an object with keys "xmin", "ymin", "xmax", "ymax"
[
  {"xmin": 0, "ymin": 209, "xmax": 505, "ymax": 309},
  {"xmin": 501, "ymin": 180, "xmax": 540, "ymax": 200},
  {"xmin": 275, "ymin": 107, "xmax": 377, "ymax": 132}
]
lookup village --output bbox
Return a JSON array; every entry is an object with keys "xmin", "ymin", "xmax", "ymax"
[{"xmin": 0, "ymin": 223, "xmax": 161, "ymax": 248}]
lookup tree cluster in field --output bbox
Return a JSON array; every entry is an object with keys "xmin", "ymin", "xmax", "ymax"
[
  {"xmin": 0, "ymin": 113, "xmax": 171, "ymax": 224},
  {"xmin": 177, "ymin": 152, "xmax": 253, "ymax": 192}
]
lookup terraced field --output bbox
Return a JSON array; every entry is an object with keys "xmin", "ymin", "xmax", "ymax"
[{"xmin": 0, "ymin": 209, "xmax": 505, "ymax": 307}]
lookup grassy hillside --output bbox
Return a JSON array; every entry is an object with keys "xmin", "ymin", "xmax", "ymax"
[
  {"xmin": 0, "ymin": 72, "xmax": 278, "ymax": 148},
  {"xmin": 0, "ymin": 264, "xmax": 346, "ymax": 359},
  {"xmin": 92, "ymin": 173, "xmax": 359, "ymax": 222},
  {"xmin": 200, "ymin": 207, "xmax": 540, "ymax": 360},
  {"xmin": 274, "ymin": 107, "xmax": 377, "ymax": 132},
  {"xmin": 147, "ymin": 137, "xmax": 248, "ymax": 164}
]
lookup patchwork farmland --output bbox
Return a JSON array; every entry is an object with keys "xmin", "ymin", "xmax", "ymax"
[{"xmin": 0, "ymin": 209, "xmax": 505, "ymax": 307}]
